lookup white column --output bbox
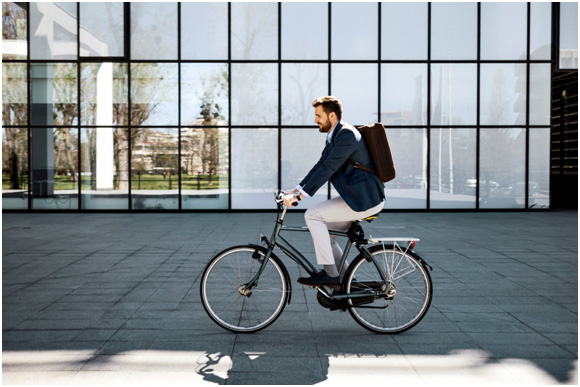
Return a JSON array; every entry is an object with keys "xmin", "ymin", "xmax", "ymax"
[{"xmin": 95, "ymin": 62, "xmax": 114, "ymax": 190}]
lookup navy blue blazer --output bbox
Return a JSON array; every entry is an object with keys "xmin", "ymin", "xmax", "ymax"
[{"xmin": 299, "ymin": 122, "xmax": 385, "ymax": 212}]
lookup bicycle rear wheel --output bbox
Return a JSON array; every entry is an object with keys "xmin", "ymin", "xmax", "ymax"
[
  {"xmin": 200, "ymin": 245, "xmax": 289, "ymax": 333},
  {"xmin": 344, "ymin": 245, "xmax": 432, "ymax": 333}
]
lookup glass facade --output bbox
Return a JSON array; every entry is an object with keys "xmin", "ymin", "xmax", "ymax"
[{"xmin": 2, "ymin": 2, "xmax": 565, "ymax": 211}]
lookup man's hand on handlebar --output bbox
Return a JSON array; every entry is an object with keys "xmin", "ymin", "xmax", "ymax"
[
  {"xmin": 283, "ymin": 193, "xmax": 299, "ymax": 207},
  {"xmin": 275, "ymin": 189, "xmax": 304, "ymax": 207}
]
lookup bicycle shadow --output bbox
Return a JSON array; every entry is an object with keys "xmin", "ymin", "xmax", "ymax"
[{"xmin": 193, "ymin": 300, "xmax": 578, "ymax": 385}]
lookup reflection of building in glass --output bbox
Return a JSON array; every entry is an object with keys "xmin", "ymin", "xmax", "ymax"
[{"xmin": 131, "ymin": 123, "xmax": 228, "ymax": 177}]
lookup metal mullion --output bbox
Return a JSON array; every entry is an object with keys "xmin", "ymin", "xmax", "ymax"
[
  {"xmin": 277, "ymin": 2, "xmax": 282, "ymax": 193},
  {"xmin": 426, "ymin": 2, "xmax": 431, "ymax": 210},
  {"xmin": 476, "ymin": 2, "xmax": 481, "ymax": 209},
  {"xmin": 227, "ymin": 2, "xmax": 232, "ymax": 210},
  {"xmin": 178, "ymin": 2, "xmax": 182, "ymax": 210},
  {"xmin": 525, "ymin": 2, "xmax": 531, "ymax": 209},
  {"xmin": 327, "ymin": 1, "xmax": 332, "ymax": 200},
  {"xmin": 378, "ymin": 2, "xmax": 382, "ymax": 124},
  {"xmin": 549, "ymin": 3, "xmax": 559, "ymax": 209},
  {"xmin": 27, "ymin": 2, "xmax": 32, "ymax": 210},
  {"xmin": 127, "ymin": 5, "xmax": 132, "ymax": 211},
  {"xmin": 77, "ymin": 3, "xmax": 81, "ymax": 210}
]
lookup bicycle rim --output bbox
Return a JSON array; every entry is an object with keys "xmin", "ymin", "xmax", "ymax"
[
  {"xmin": 201, "ymin": 246, "xmax": 288, "ymax": 333},
  {"xmin": 346, "ymin": 246, "xmax": 432, "ymax": 333}
]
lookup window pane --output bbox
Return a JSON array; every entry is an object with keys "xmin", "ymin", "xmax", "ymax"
[
  {"xmin": 530, "ymin": 64, "xmax": 551, "ymax": 126},
  {"xmin": 530, "ymin": 3, "xmax": 552, "ymax": 60},
  {"xmin": 331, "ymin": 3, "xmax": 378, "ymax": 60},
  {"xmin": 2, "ymin": 2, "xmax": 27, "ymax": 59},
  {"xmin": 80, "ymin": 3, "xmax": 124, "ymax": 57},
  {"xmin": 282, "ymin": 3, "xmax": 327, "ymax": 59},
  {"xmin": 281, "ymin": 64, "xmax": 328, "ymax": 125},
  {"xmin": 481, "ymin": 3, "xmax": 527, "ymax": 60},
  {"xmin": 31, "ymin": 63, "xmax": 78, "ymax": 127},
  {"xmin": 332, "ymin": 64, "xmax": 378, "ymax": 125},
  {"xmin": 130, "ymin": 3, "xmax": 177, "ymax": 60},
  {"xmin": 30, "ymin": 2, "xmax": 77, "ymax": 60},
  {"xmin": 480, "ymin": 128, "xmax": 525, "ymax": 209},
  {"xmin": 559, "ymin": 2, "xmax": 578, "ymax": 69},
  {"xmin": 430, "ymin": 64, "xmax": 477, "ymax": 126},
  {"xmin": 431, "ymin": 3, "xmax": 477, "ymax": 60},
  {"xmin": 231, "ymin": 64, "xmax": 278, "ymax": 125},
  {"xmin": 81, "ymin": 63, "xmax": 128, "ymax": 126},
  {"xmin": 384, "ymin": 128, "xmax": 427, "ymax": 209},
  {"xmin": 529, "ymin": 128, "xmax": 550, "ymax": 209},
  {"xmin": 131, "ymin": 63, "xmax": 178, "ymax": 126},
  {"xmin": 382, "ymin": 3, "xmax": 427, "ymax": 60},
  {"xmin": 381, "ymin": 64, "xmax": 427, "ymax": 126},
  {"xmin": 430, "ymin": 128, "xmax": 476, "ymax": 209},
  {"xmin": 181, "ymin": 2, "xmax": 228, "ymax": 60},
  {"xmin": 2, "ymin": 127, "xmax": 28, "ymax": 209},
  {"xmin": 231, "ymin": 3, "xmax": 278, "ymax": 60},
  {"xmin": 30, "ymin": 128, "xmax": 79, "ymax": 210},
  {"xmin": 80, "ymin": 128, "xmax": 129, "ymax": 209},
  {"xmin": 131, "ymin": 128, "xmax": 178, "ymax": 210},
  {"xmin": 231, "ymin": 129, "xmax": 278, "ymax": 209},
  {"xmin": 181, "ymin": 128, "xmax": 229, "ymax": 209},
  {"xmin": 480, "ymin": 64, "xmax": 527, "ymax": 126},
  {"xmin": 181, "ymin": 64, "xmax": 229, "ymax": 126},
  {"xmin": 281, "ymin": 128, "xmax": 328, "ymax": 209},
  {"xmin": 2, "ymin": 63, "xmax": 28, "ymax": 126}
]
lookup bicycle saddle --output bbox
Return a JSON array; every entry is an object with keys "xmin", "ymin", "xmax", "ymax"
[{"xmin": 363, "ymin": 213, "xmax": 380, "ymax": 223}]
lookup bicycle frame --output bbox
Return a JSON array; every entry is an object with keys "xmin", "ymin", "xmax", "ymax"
[{"xmin": 242, "ymin": 203, "xmax": 390, "ymax": 297}]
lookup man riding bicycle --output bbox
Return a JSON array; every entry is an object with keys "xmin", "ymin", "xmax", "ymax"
[{"xmin": 283, "ymin": 96, "xmax": 385, "ymax": 288}]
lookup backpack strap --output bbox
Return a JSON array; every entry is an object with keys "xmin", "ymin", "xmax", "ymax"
[{"xmin": 347, "ymin": 159, "xmax": 376, "ymax": 175}]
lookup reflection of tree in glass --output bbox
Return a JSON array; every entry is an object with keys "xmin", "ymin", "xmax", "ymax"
[
  {"xmin": 283, "ymin": 63, "xmax": 324, "ymax": 125},
  {"xmin": 2, "ymin": 63, "xmax": 27, "ymax": 189},
  {"xmin": 2, "ymin": 128, "xmax": 27, "ymax": 190},
  {"xmin": 198, "ymin": 69, "xmax": 228, "ymax": 185},
  {"xmin": 53, "ymin": 128, "xmax": 78, "ymax": 184},
  {"xmin": 2, "ymin": 2, "xmax": 26, "ymax": 60},
  {"xmin": 232, "ymin": 3, "xmax": 276, "ymax": 60},
  {"xmin": 53, "ymin": 64, "xmax": 78, "ymax": 183},
  {"xmin": 2, "ymin": 1, "xmax": 27, "ymax": 190}
]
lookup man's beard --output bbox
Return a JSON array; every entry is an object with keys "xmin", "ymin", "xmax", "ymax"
[{"xmin": 318, "ymin": 120, "xmax": 332, "ymax": 133}]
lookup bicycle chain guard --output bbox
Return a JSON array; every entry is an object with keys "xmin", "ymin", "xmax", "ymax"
[{"xmin": 316, "ymin": 291, "xmax": 347, "ymax": 311}]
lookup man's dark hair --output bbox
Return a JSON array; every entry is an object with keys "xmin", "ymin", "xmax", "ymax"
[{"xmin": 312, "ymin": 96, "xmax": 342, "ymax": 121}]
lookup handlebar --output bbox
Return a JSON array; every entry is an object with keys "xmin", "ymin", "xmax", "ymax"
[{"xmin": 274, "ymin": 190, "xmax": 299, "ymax": 207}]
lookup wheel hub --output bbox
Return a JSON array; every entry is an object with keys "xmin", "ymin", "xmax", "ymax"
[{"xmin": 238, "ymin": 285, "xmax": 253, "ymax": 297}]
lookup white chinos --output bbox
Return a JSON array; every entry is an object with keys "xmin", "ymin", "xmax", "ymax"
[{"xmin": 304, "ymin": 197, "xmax": 385, "ymax": 278}]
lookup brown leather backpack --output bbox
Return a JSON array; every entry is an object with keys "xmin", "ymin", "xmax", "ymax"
[{"xmin": 348, "ymin": 122, "xmax": 396, "ymax": 183}]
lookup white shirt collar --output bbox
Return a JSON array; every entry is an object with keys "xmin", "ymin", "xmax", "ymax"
[{"xmin": 326, "ymin": 122, "xmax": 340, "ymax": 143}]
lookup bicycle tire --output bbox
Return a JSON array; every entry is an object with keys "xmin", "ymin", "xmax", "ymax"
[
  {"xmin": 344, "ymin": 244, "xmax": 432, "ymax": 334},
  {"xmin": 200, "ymin": 245, "xmax": 290, "ymax": 333}
]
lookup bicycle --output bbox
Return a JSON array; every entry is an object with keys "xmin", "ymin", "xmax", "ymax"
[{"xmin": 200, "ymin": 190, "xmax": 433, "ymax": 334}]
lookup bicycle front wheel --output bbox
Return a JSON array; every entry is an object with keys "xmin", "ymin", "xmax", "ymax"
[
  {"xmin": 344, "ymin": 245, "xmax": 432, "ymax": 333},
  {"xmin": 200, "ymin": 245, "xmax": 289, "ymax": 333}
]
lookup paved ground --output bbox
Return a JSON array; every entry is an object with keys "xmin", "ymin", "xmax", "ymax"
[{"xmin": 2, "ymin": 210, "xmax": 578, "ymax": 385}]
